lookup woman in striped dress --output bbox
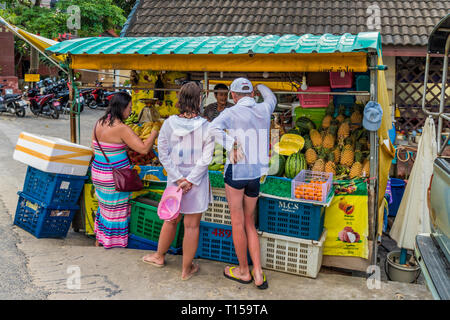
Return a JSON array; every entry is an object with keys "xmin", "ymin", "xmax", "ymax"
[{"xmin": 91, "ymin": 92, "xmax": 158, "ymax": 248}]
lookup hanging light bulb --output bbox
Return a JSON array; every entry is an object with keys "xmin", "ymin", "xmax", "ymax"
[
  {"xmin": 263, "ymin": 72, "xmax": 269, "ymax": 79},
  {"xmin": 301, "ymin": 73, "xmax": 308, "ymax": 91},
  {"xmin": 340, "ymin": 71, "xmax": 346, "ymax": 78}
]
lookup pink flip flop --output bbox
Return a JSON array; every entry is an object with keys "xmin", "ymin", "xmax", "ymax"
[{"xmin": 157, "ymin": 186, "xmax": 182, "ymax": 221}]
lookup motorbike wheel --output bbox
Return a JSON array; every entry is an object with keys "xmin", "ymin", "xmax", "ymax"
[
  {"xmin": 15, "ymin": 107, "xmax": 26, "ymax": 118},
  {"xmin": 87, "ymin": 98, "xmax": 97, "ymax": 109},
  {"xmin": 30, "ymin": 105, "xmax": 39, "ymax": 116},
  {"xmin": 50, "ymin": 106, "xmax": 59, "ymax": 119}
]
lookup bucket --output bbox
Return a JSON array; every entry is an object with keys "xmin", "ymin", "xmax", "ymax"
[
  {"xmin": 385, "ymin": 251, "xmax": 421, "ymax": 283},
  {"xmin": 388, "ymin": 178, "xmax": 406, "ymax": 217}
]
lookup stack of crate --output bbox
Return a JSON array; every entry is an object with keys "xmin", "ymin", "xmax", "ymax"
[
  {"xmin": 14, "ymin": 166, "xmax": 88, "ymax": 238},
  {"xmin": 257, "ymin": 171, "xmax": 331, "ymax": 278}
]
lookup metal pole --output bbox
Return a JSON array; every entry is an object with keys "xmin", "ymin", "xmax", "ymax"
[
  {"xmin": 437, "ymin": 35, "xmax": 450, "ymax": 151},
  {"xmin": 68, "ymin": 63, "xmax": 77, "ymax": 143},
  {"xmin": 369, "ymin": 53, "xmax": 379, "ymax": 266}
]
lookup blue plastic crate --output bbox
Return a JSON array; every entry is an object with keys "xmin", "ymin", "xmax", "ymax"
[
  {"xmin": 135, "ymin": 165, "xmax": 167, "ymax": 182},
  {"xmin": 332, "ymin": 88, "xmax": 356, "ymax": 115},
  {"xmin": 196, "ymin": 221, "xmax": 252, "ymax": 265},
  {"xmin": 22, "ymin": 166, "xmax": 88, "ymax": 207},
  {"xmin": 14, "ymin": 191, "xmax": 79, "ymax": 238},
  {"xmin": 127, "ymin": 233, "xmax": 182, "ymax": 255},
  {"xmin": 258, "ymin": 195, "xmax": 325, "ymax": 241}
]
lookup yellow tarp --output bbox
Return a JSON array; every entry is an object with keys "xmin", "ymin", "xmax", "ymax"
[
  {"xmin": 70, "ymin": 52, "xmax": 368, "ymax": 72},
  {"xmin": 376, "ymin": 56, "xmax": 395, "ymax": 237}
]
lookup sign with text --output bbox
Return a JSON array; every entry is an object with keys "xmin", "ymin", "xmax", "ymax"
[{"xmin": 25, "ymin": 74, "xmax": 40, "ymax": 82}]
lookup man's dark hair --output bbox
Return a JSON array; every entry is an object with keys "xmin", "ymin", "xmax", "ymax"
[
  {"xmin": 214, "ymin": 83, "xmax": 229, "ymax": 93},
  {"xmin": 99, "ymin": 91, "xmax": 131, "ymax": 126}
]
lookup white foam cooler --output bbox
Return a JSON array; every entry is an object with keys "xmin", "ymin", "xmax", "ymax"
[{"xmin": 13, "ymin": 132, "xmax": 93, "ymax": 176}]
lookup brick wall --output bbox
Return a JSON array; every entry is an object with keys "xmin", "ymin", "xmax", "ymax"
[{"xmin": 0, "ymin": 26, "xmax": 15, "ymax": 77}]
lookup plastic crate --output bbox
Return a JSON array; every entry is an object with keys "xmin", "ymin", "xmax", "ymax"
[
  {"xmin": 14, "ymin": 191, "xmax": 79, "ymax": 238},
  {"xmin": 22, "ymin": 166, "xmax": 88, "ymax": 207},
  {"xmin": 294, "ymin": 107, "xmax": 327, "ymax": 128},
  {"xmin": 259, "ymin": 229, "xmax": 327, "ymax": 278},
  {"xmin": 202, "ymin": 188, "xmax": 231, "ymax": 225},
  {"xmin": 196, "ymin": 221, "xmax": 252, "ymax": 265},
  {"xmin": 127, "ymin": 233, "xmax": 182, "ymax": 255},
  {"xmin": 135, "ymin": 165, "xmax": 167, "ymax": 182},
  {"xmin": 129, "ymin": 192, "xmax": 184, "ymax": 249},
  {"xmin": 258, "ymin": 195, "xmax": 325, "ymax": 241},
  {"xmin": 332, "ymin": 88, "xmax": 356, "ymax": 110},
  {"xmin": 291, "ymin": 170, "xmax": 333, "ymax": 204},
  {"xmin": 330, "ymin": 71, "xmax": 353, "ymax": 88},
  {"xmin": 297, "ymin": 86, "xmax": 331, "ymax": 108},
  {"xmin": 355, "ymin": 74, "xmax": 370, "ymax": 92},
  {"xmin": 209, "ymin": 170, "xmax": 225, "ymax": 189},
  {"xmin": 260, "ymin": 176, "xmax": 292, "ymax": 198}
]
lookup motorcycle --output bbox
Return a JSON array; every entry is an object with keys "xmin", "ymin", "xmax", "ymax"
[
  {"xmin": 26, "ymin": 85, "xmax": 59, "ymax": 119},
  {"xmin": 53, "ymin": 90, "xmax": 84, "ymax": 114},
  {"xmin": 0, "ymin": 84, "xmax": 27, "ymax": 117},
  {"xmin": 86, "ymin": 80, "xmax": 105, "ymax": 109}
]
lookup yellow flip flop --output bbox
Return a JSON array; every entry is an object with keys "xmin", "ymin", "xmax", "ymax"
[{"xmin": 223, "ymin": 266, "xmax": 252, "ymax": 284}]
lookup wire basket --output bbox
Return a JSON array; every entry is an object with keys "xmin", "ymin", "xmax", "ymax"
[
  {"xmin": 291, "ymin": 170, "xmax": 333, "ymax": 204},
  {"xmin": 330, "ymin": 71, "xmax": 353, "ymax": 88}
]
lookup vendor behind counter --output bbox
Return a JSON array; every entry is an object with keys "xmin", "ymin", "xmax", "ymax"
[{"xmin": 203, "ymin": 83, "xmax": 234, "ymax": 122}]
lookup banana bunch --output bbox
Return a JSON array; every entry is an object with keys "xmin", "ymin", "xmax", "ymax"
[
  {"xmin": 139, "ymin": 121, "xmax": 162, "ymax": 140},
  {"xmin": 208, "ymin": 143, "xmax": 227, "ymax": 171},
  {"xmin": 124, "ymin": 111, "xmax": 139, "ymax": 125}
]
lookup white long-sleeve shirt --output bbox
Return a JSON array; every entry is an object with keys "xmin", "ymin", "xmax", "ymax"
[
  {"xmin": 208, "ymin": 84, "xmax": 277, "ymax": 180},
  {"xmin": 158, "ymin": 115, "xmax": 214, "ymax": 213}
]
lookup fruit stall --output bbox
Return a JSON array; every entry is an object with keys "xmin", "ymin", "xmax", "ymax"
[{"xmin": 41, "ymin": 32, "xmax": 394, "ymax": 274}]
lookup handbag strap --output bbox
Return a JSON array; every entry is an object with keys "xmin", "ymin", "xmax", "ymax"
[{"xmin": 93, "ymin": 121, "xmax": 112, "ymax": 165}]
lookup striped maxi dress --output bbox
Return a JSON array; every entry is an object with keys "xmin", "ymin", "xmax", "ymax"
[{"xmin": 91, "ymin": 141, "xmax": 132, "ymax": 248}]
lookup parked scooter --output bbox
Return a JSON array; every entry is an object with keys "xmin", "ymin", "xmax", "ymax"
[
  {"xmin": 26, "ymin": 85, "xmax": 59, "ymax": 119},
  {"xmin": 0, "ymin": 84, "xmax": 27, "ymax": 117}
]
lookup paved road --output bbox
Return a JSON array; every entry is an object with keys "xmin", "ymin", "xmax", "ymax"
[{"xmin": 0, "ymin": 107, "xmax": 433, "ymax": 300}]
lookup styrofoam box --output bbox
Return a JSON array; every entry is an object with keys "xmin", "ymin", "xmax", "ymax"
[
  {"xmin": 259, "ymin": 228, "xmax": 327, "ymax": 278},
  {"xmin": 13, "ymin": 132, "xmax": 93, "ymax": 176}
]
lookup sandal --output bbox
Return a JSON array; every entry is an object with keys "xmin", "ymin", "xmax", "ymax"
[
  {"xmin": 142, "ymin": 255, "xmax": 165, "ymax": 268},
  {"xmin": 223, "ymin": 266, "xmax": 253, "ymax": 284},
  {"xmin": 251, "ymin": 270, "xmax": 269, "ymax": 290}
]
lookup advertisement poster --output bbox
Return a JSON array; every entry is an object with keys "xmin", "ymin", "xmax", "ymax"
[{"xmin": 323, "ymin": 179, "xmax": 369, "ymax": 259}]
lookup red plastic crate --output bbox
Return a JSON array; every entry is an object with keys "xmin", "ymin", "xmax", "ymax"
[
  {"xmin": 297, "ymin": 86, "xmax": 331, "ymax": 108},
  {"xmin": 330, "ymin": 71, "xmax": 353, "ymax": 88}
]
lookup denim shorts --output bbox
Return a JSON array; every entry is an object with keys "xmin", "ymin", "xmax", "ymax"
[{"xmin": 224, "ymin": 165, "xmax": 260, "ymax": 198}]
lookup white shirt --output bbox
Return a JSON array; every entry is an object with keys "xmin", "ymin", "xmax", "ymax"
[
  {"xmin": 158, "ymin": 115, "xmax": 214, "ymax": 213},
  {"xmin": 208, "ymin": 84, "xmax": 277, "ymax": 180}
]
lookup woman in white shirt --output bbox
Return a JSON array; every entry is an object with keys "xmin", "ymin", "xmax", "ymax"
[{"xmin": 142, "ymin": 82, "xmax": 215, "ymax": 281}]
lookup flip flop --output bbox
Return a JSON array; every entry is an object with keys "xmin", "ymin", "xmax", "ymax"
[
  {"xmin": 142, "ymin": 256, "xmax": 165, "ymax": 268},
  {"xmin": 251, "ymin": 270, "xmax": 269, "ymax": 290},
  {"xmin": 223, "ymin": 266, "xmax": 253, "ymax": 284},
  {"xmin": 181, "ymin": 263, "xmax": 200, "ymax": 281}
]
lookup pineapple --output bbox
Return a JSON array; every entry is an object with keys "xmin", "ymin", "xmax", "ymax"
[
  {"xmin": 328, "ymin": 120, "xmax": 339, "ymax": 137},
  {"xmin": 340, "ymin": 145, "xmax": 354, "ymax": 167},
  {"xmin": 337, "ymin": 120, "xmax": 350, "ymax": 139},
  {"xmin": 333, "ymin": 147, "xmax": 341, "ymax": 164},
  {"xmin": 304, "ymin": 137, "xmax": 313, "ymax": 150},
  {"xmin": 349, "ymin": 151, "xmax": 363, "ymax": 178},
  {"xmin": 305, "ymin": 147, "xmax": 318, "ymax": 166},
  {"xmin": 321, "ymin": 102, "xmax": 335, "ymax": 130},
  {"xmin": 322, "ymin": 132, "xmax": 335, "ymax": 149},
  {"xmin": 350, "ymin": 104, "xmax": 363, "ymax": 129},
  {"xmin": 336, "ymin": 105, "xmax": 346, "ymax": 124},
  {"xmin": 325, "ymin": 153, "xmax": 336, "ymax": 175},
  {"xmin": 309, "ymin": 128, "xmax": 322, "ymax": 148},
  {"xmin": 312, "ymin": 149, "xmax": 326, "ymax": 172}
]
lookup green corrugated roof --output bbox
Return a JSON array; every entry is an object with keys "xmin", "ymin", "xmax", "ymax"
[{"xmin": 46, "ymin": 32, "xmax": 381, "ymax": 55}]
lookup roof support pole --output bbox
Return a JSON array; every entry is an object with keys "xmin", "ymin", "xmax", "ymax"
[
  {"xmin": 437, "ymin": 34, "xmax": 450, "ymax": 151},
  {"xmin": 68, "ymin": 61, "xmax": 77, "ymax": 143},
  {"xmin": 369, "ymin": 53, "xmax": 379, "ymax": 266}
]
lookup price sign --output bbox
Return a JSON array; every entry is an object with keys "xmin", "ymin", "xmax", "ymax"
[
  {"xmin": 212, "ymin": 228, "xmax": 231, "ymax": 238},
  {"xmin": 25, "ymin": 74, "xmax": 40, "ymax": 82}
]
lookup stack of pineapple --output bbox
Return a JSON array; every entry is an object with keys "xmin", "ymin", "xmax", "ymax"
[{"xmin": 302, "ymin": 103, "xmax": 370, "ymax": 180}]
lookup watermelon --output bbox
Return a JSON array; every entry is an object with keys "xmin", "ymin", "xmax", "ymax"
[
  {"xmin": 268, "ymin": 154, "xmax": 286, "ymax": 176},
  {"xmin": 284, "ymin": 153, "xmax": 307, "ymax": 179},
  {"xmin": 287, "ymin": 127, "xmax": 301, "ymax": 135},
  {"xmin": 295, "ymin": 117, "xmax": 316, "ymax": 135}
]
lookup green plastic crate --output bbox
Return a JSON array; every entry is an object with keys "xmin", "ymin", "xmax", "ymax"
[
  {"xmin": 294, "ymin": 107, "xmax": 326, "ymax": 128},
  {"xmin": 129, "ymin": 192, "xmax": 184, "ymax": 249}
]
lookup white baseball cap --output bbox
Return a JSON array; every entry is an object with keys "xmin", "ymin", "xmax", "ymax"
[{"xmin": 230, "ymin": 77, "xmax": 253, "ymax": 93}]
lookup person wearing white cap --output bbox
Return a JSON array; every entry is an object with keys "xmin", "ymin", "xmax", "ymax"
[{"xmin": 209, "ymin": 77, "xmax": 277, "ymax": 289}]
